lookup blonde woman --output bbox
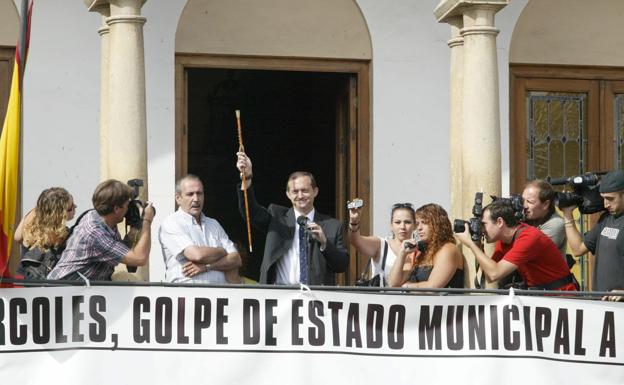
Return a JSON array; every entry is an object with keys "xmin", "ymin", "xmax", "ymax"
[{"xmin": 15, "ymin": 187, "xmax": 76, "ymax": 277}]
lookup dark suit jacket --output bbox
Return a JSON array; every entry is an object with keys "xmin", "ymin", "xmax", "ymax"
[{"xmin": 238, "ymin": 185, "xmax": 348, "ymax": 285}]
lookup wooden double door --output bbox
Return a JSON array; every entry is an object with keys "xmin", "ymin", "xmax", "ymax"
[{"xmin": 511, "ymin": 65, "xmax": 624, "ymax": 288}]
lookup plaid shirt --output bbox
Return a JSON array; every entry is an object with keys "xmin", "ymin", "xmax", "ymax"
[{"xmin": 47, "ymin": 210, "xmax": 129, "ymax": 280}]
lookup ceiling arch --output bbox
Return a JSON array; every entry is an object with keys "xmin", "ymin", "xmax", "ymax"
[
  {"xmin": 510, "ymin": 0, "xmax": 624, "ymax": 66},
  {"xmin": 176, "ymin": 0, "xmax": 372, "ymax": 60}
]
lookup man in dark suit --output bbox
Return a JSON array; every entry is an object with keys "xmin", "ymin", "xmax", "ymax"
[{"xmin": 236, "ymin": 151, "xmax": 348, "ymax": 285}]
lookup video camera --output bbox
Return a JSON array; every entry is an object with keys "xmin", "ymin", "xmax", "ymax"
[
  {"xmin": 125, "ymin": 179, "xmax": 152, "ymax": 228},
  {"xmin": 490, "ymin": 194, "xmax": 524, "ymax": 222},
  {"xmin": 549, "ymin": 172, "xmax": 606, "ymax": 214},
  {"xmin": 403, "ymin": 239, "xmax": 427, "ymax": 253},
  {"xmin": 453, "ymin": 192, "xmax": 484, "ymax": 242}
]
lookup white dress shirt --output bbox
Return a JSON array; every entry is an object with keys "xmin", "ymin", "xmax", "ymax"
[
  {"xmin": 159, "ymin": 209, "xmax": 237, "ymax": 283},
  {"xmin": 275, "ymin": 209, "xmax": 315, "ymax": 285}
]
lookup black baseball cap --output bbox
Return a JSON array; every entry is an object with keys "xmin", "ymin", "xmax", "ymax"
[{"xmin": 599, "ymin": 170, "xmax": 624, "ymax": 193}]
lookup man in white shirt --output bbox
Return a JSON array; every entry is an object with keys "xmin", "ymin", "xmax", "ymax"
[{"xmin": 159, "ymin": 174, "xmax": 242, "ymax": 283}]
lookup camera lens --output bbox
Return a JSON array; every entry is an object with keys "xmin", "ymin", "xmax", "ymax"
[
  {"xmin": 453, "ymin": 219, "xmax": 467, "ymax": 233},
  {"xmin": 555, "ymin": 192, "xmax": 583, "ymax": 209}
]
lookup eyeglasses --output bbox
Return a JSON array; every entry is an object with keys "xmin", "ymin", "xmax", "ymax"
[{"xmin": 392, "ymin": 203, "xmax": 414, "ymax": 210}]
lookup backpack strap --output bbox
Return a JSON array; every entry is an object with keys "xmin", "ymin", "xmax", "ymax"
[
  {"xmin": 68, "ymin": 209, "xmax": 92, "ymax": 237},
  {"xmin": 51, "ymin": 209, "xmax": 92, "ymax": 252}
]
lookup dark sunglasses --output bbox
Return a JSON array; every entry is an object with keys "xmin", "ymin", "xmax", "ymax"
[{"xmin": 392, "ymin": 203, "xmax": 414, "ymax": 210}]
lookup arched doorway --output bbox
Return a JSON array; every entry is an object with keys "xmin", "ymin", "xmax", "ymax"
[{"xmin": 175, "ymin": 0, "xmax": 372, "ymax": 283}]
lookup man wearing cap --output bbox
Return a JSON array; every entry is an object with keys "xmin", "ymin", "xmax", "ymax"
[{"xmin": 562, "ymin": 170, "xmax": 624, "ymax": 300}]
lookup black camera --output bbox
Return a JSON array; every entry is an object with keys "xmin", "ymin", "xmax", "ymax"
[
  {"xmin": 490, "ymin": 194, "xmax": 524, "ymax": 222},
  {"xmin": 549, "ymin": 172, "xmax": 606, "ymax": 214},
  {"xmin": 125, "ymin": 179, "xmax": 150, "ymax": 228},
  {"xmin": 404, "ymin": 240, "xmax": 427, "ymax": 253},
  {"xmin": 453, "ymin": 192, "xmax": 484, "ymax": 242}
]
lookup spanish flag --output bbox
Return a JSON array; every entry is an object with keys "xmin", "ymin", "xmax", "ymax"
[{"xmin": 0, "ymin": 0, "xmax": 33, "ymax": 280}]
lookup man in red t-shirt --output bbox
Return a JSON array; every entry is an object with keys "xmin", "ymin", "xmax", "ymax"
[{"xmin": 456, "ymin": 200, "xmax": 577, "ymax": 291}]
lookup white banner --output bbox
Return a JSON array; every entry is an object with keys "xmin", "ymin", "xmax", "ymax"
[{"xmin": 1, "ymin": 285, "xmax": 623, "ymax": 385}]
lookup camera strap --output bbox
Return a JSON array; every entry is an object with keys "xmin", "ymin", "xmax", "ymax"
[
  {"xmin": 511, "ymin": 225, "xmax": 527, "ymax": 243},
  {"xmin": 379, "ymin": 240, "xmax": 389, "ymax": 287},
  {"xmin": 356, "ymin": 239, "xmax": 389, "ymax": 286},
  {"xmin": 474, "ymin": 262, "xmax": 486, "ymax": 289},
  {"xmin": 473, "ymin": 239, "xmax": 487, "ymax": 289},
  {"xmin": 381, "ymin": 240, "xmax": 389, "ymax": 271},
  {"xmin": 358, "ymin": 258, "xmax": 372, "ymax": 282}
]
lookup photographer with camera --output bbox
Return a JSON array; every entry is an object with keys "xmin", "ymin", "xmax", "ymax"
[
  {"xmin": 562, "ymin": 170, "xmax": 624, "ymax": 300},
  {"xmin": 522, "ymin": 180, "xmax": 567, "ymax": 260},
  {"xmin": 388, "ymin": 204, "xmax": 464, "ymax": 289},
  {"xmin": 48, "ymin": 179, "xmax": 155, "ymax": 281},
  {"xmin": 456, "ymin": 200, "xmax": 576, "ymax": 291}
]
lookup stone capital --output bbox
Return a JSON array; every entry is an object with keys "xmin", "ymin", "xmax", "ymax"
[
  {"xmin": 106, "ymin": 15, "xmax": 147, "ymax": 26},
  {"xmin": 434, "ymin": 0, "xmax": 508, "ymax": 24},
  {"xmin": 83, "ymin": 0, "xmax": 108, "ymax": 13},
  {"xmin": 461, "ymin": 25, "xmax": 499, "ymax": 37},
  {"xmin": 84, "ymin": 0, "xmax": 147, "ymax": 13},
  {"xmin": 446, "ymin": 16, "xmax": 464, "ymax": 48}
]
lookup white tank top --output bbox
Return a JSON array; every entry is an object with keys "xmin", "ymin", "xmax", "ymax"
[{"xmin": 371, "ymin": 237, "xmax": 398, "ymax": 283}]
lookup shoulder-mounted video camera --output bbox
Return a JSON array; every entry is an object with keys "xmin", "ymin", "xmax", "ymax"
[
  {"xmin": 453, "ymin": 192, "xmax": 484, "ymax": 242},
  {"xmin": 549, "ymin": 172, "xmax": 606, "ymax": 214}
]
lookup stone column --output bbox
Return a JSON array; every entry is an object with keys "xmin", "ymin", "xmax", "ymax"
[
  {"xmin": 106, "ymin": 0, "xmax": 147, "ymax": 194},
  {"xmin": 108, "ymin": 0, "xmax": 148, "ymax": 281},
  {"xmin": 447, "ymin": 17, "xmax": 464, "ymax": 222},
  {"xmin": 435, "ymin": 0, "xmax": 508, "ymax": 288},
  {"xmin": 85, "ymin": 0, "xmax": 149, "ymax": 281},
  {"xmin": 97, "ymin": 9, "xmax": 111, "ymax": 180}
]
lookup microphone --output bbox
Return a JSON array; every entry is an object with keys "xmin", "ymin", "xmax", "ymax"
[
  {"xmin": 296, "ymin": 215, "xmax": 309, "ymax": 227},
  {"xmin": 297, "ymin": 215, "xmax": 317, "ymax": 244}
]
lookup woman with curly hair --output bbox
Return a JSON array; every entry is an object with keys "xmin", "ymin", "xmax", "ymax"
[
  {"xmin": 388, "ymin": 203, "xmax": 464, "ymax": 288},
  {"xmin": 15, "ymin": 187, "xmax": 76, "ymax": 255}
]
